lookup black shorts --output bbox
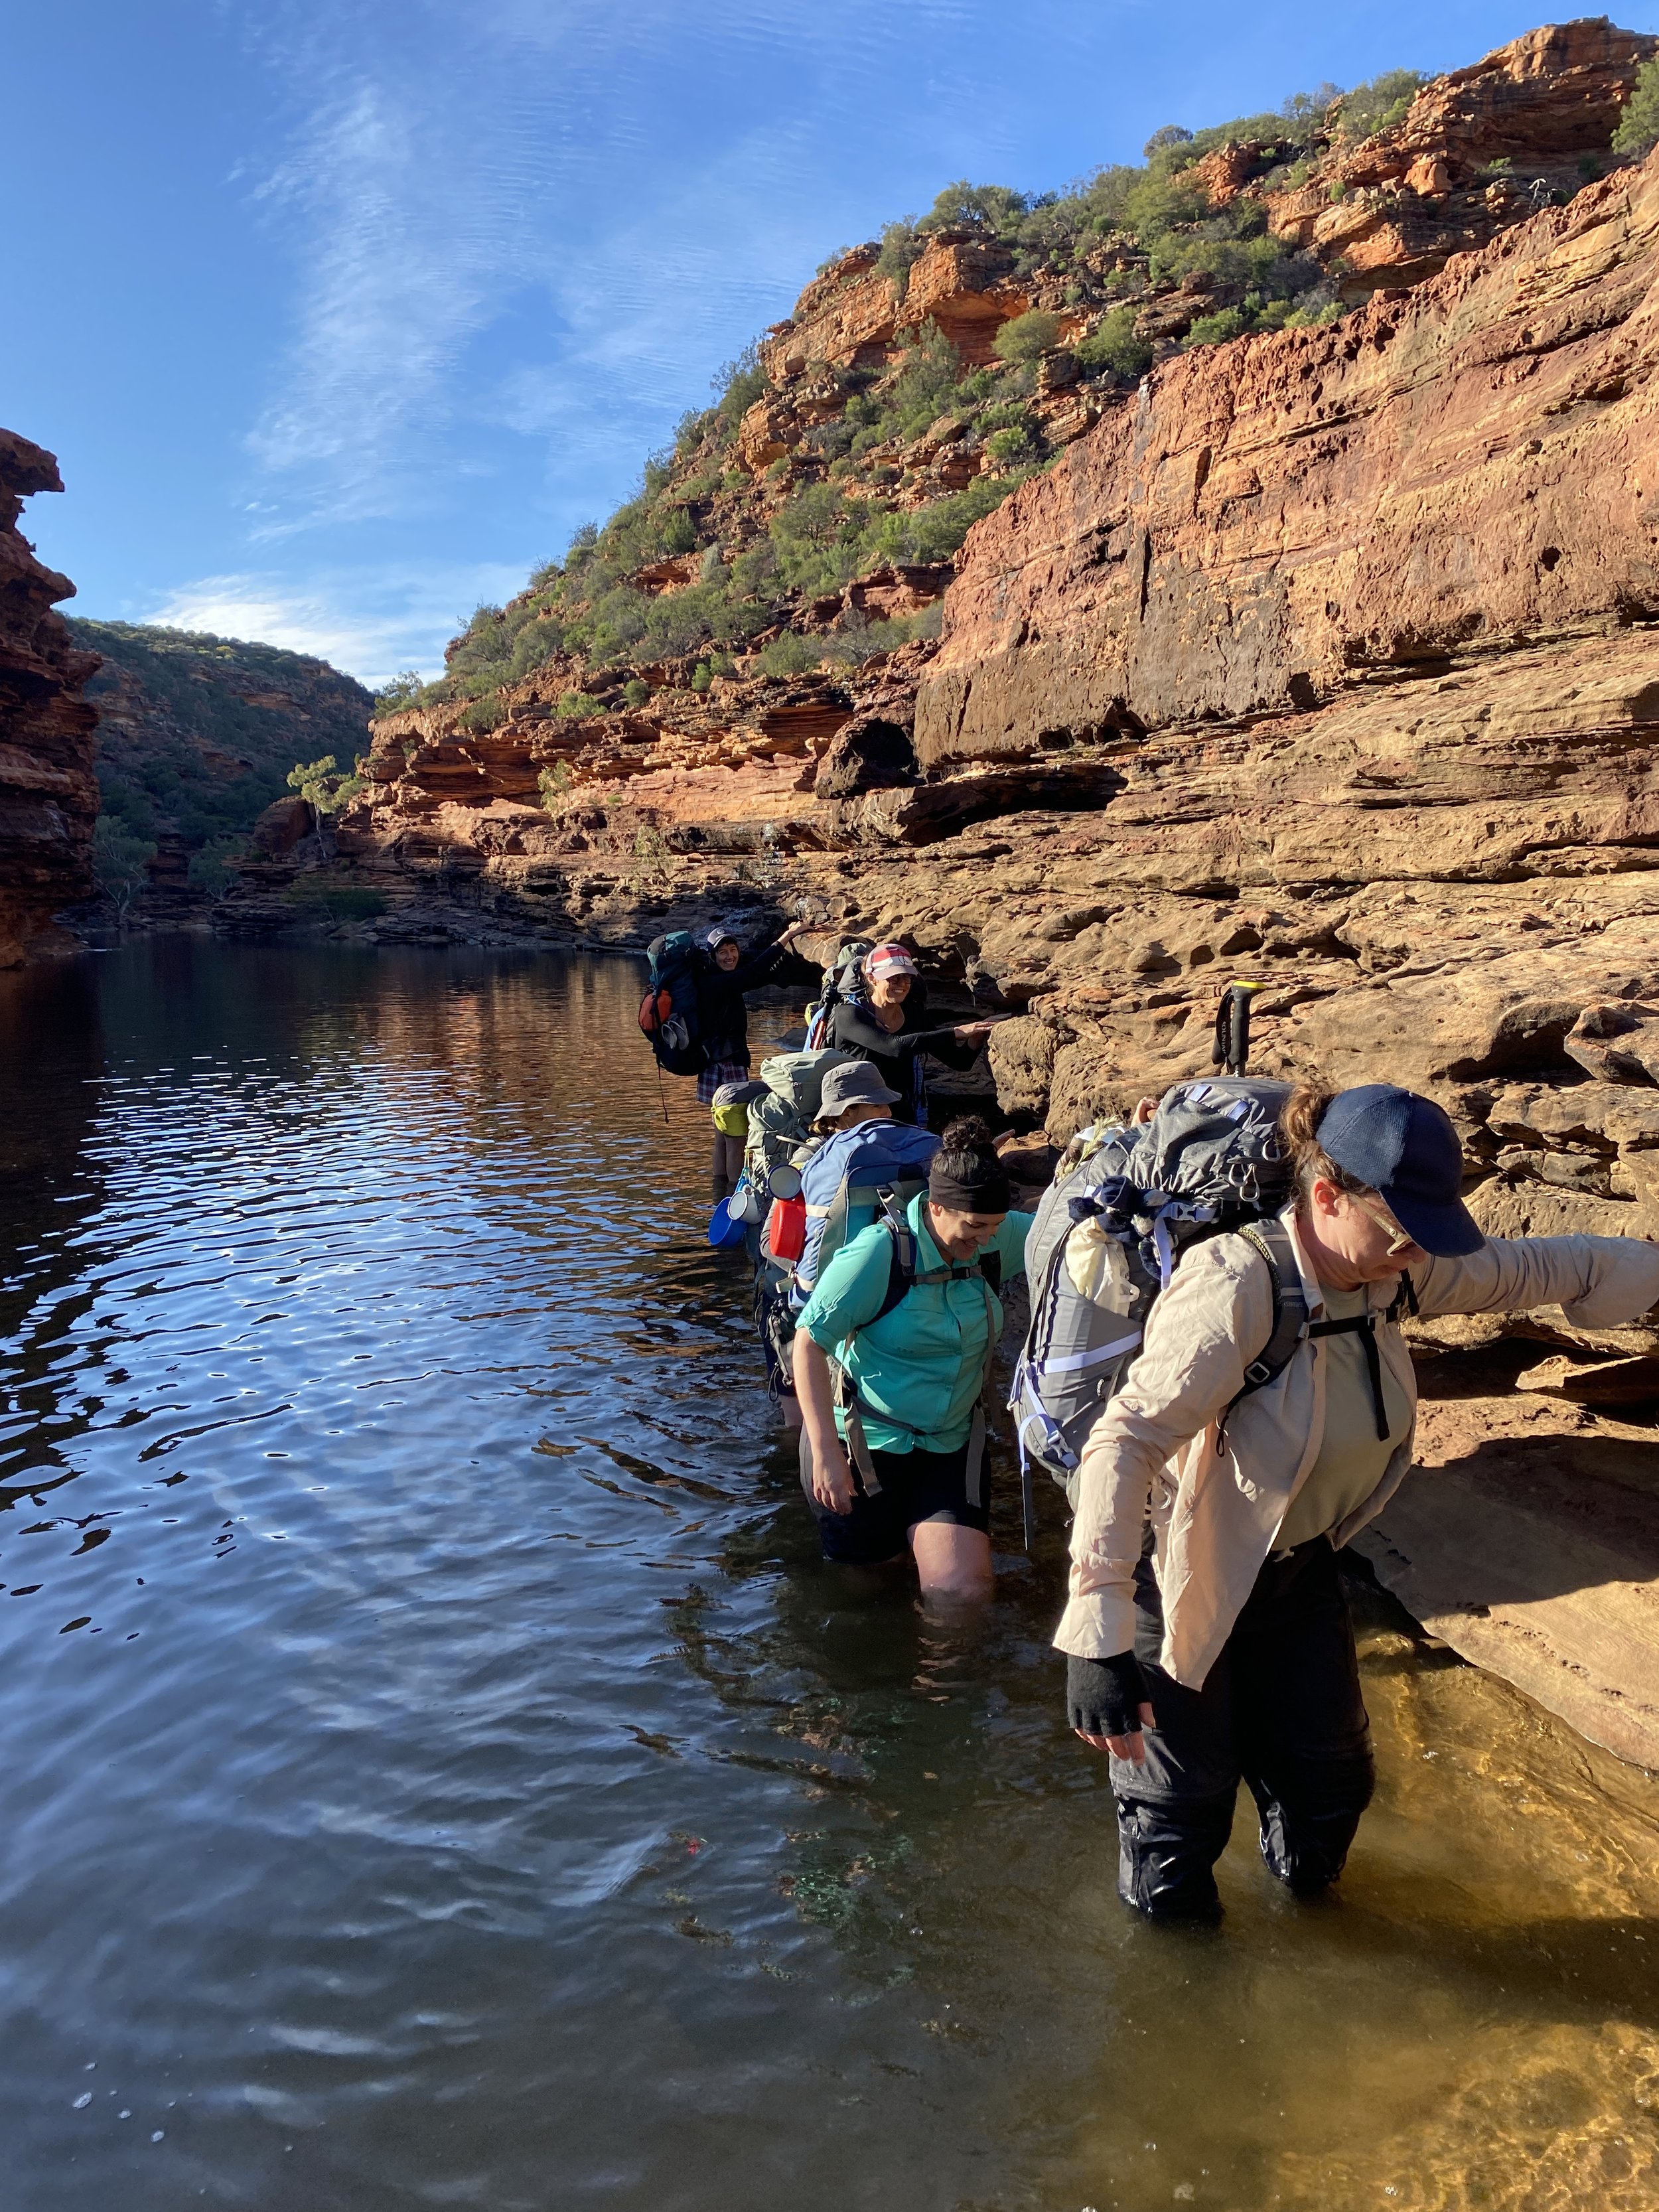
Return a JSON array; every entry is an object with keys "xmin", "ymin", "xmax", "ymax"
[{"xmin": 800, "ymin": 1432, "xmax": 989, "ymax": 1565}]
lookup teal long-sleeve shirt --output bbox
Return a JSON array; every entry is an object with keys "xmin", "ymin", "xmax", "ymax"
[{"xmin": 794, "ymin": 1193, "xmax": 1034, "ymax": 1454}]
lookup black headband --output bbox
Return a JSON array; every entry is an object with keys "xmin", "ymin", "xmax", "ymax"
[{"xmin": 928, "ymin": 1155, "xmax": 1011, "ymax": 1213}]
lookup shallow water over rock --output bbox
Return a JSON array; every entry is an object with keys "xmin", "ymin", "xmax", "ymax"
[{"xmin": 1, "ymin": 938, "xmax": 1656, "ymax": 2211}]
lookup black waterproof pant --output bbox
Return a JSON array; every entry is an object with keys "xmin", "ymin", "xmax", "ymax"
[{"xmin": 1110, "ymin": 1536, "xmax": 1375, "ymax": 1920}]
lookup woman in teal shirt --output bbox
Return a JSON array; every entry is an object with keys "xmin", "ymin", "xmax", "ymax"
[{"xmin": 792, "ymin": 1116, "xmax": 1033, "ymax": 1600}]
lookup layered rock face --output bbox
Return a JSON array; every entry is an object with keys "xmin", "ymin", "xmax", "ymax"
[
  {"xmin": 917, "ymin": 151, "xmax": 1659, "ymax": 762},
  {"xmin": 0, "ymin": 431, "xmax": 99, "ymax": 967},
  {"xmin": 911, "ymin": 143, "xmax": 1659, "ymax": 1191}
]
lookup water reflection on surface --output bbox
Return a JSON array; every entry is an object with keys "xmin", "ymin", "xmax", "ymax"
[{"xmin": 0, "ymin": 938, "xmax": 1655, "ymax": 2211}]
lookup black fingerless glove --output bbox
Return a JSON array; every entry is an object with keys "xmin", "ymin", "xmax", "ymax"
[{"xmin": 1066, "ymin": 1651, "xmax": 1147, "ymax": 1739}]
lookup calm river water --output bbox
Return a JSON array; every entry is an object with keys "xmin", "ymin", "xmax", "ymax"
[{"xmin": 1, "ymin": 937, "xmax": 1658, "ymax": 2211}]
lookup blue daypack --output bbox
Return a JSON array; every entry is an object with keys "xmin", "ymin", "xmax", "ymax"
[{"xmin": 790, "ymin": 1118, "xmax": 942, "ymax": 1309}]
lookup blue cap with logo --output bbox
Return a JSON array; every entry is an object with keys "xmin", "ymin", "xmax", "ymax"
[{"xmin": 1317, "ymin": 1084, "xmax": 1484, "ymax": 1258}]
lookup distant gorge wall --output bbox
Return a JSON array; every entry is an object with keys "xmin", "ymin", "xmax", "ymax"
[{"xmin": 0, "ymin": 431, "xmax": 98, "ymax": 967}]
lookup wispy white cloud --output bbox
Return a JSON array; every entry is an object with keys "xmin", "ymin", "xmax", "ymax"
[
  {"xmin": 234, "ymin": 0, "xmax": 1061, "ymax": 540},
  {"xmin": 156, "ymin": 0, "xmax": 1126, "ymax": 661},
  {"xmin": 143, "ymin": 561, "xmax": 527, "ymax": 686}
]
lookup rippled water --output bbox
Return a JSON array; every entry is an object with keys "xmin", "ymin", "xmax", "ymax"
[{"xmin": 1, "ymin": 937, "xmax": 1658, "ymax": 2212}]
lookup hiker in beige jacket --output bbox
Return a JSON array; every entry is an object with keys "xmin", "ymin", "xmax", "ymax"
[{"xmin": 1057, "ymin": 1080, "xmax": 1659, "ymax": 1921}]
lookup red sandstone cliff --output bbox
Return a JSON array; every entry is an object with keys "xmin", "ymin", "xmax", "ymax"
[
  {"xmin": 916, "ymin": 155, "xmax": 1659, "ymax": 760},
  {"xmin": 0, "ymin": 431, "xmax": 98, "ymax": 966},
  {"xmin": 297, "ymin": 21, "xmax": 1658, "ymax": 964}
]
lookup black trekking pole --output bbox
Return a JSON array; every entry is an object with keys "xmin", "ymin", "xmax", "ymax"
[{"xmin": 1212, "ymin": 979, "xmax": 1264, "ymax": 1076}]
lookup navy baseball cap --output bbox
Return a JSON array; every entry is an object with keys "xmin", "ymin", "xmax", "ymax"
[{"xmin": 1317, "ymin": 1084, "xmax": 1484, "ymax": 1257}]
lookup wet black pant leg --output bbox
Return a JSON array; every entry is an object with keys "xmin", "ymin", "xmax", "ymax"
[
  {"xmin": 1236, "ymin": 1542, "xmax": 1375, "ymax": 1898},
  {"xmin": 1110, "ymin": 1554, "xmax": 1238, "ymax": 1921}
]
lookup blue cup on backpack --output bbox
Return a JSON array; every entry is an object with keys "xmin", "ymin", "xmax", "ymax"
[{"xmin": 708, "ymin": 1198, "xmax": 748, "ymax": 1248}]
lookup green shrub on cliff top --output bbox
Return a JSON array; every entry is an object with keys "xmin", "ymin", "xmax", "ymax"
[
  {"xmin": 1185, "ymin": 307, "xmax": 1249, "ymax": 348},
  {"xmin": 992, "ymin": 309, "xmax": 1063, "ymax": 364},
  {"xmin": 1330, "ymin": 69, "xmax": 1426, "ymax": 145},
  {"xmin": 713, "ymin": 342, "xmax": 766, "ymax": 428},
  {"xmin": 876, "ymin": 218, "xmax": 924, "ymax": 298},
  {"xmin": 1614, "ymin": 54, "xmax": 1659, "ymax": 157},
  {"xmin": 373, "ymin": 669, "xmax": 425, "ymax": 715},
  {"xmin": 1075, "ymin": 305, "xmax": 1153, "ymax": 380},
  {"xmin": 919, "ymin": 180, "xmax": 1032, "ymax": 235}
]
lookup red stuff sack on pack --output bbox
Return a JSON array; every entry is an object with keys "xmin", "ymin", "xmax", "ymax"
[{"xmin": 767, "ymin": 1195, "xmax": 807, "ymax": 1263}]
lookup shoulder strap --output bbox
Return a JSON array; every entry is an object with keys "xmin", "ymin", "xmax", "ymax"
[
  {"xmin": 873, "ymin": 1212, "xmax": 915, "ymax": 1322},
  {"xmin": 1230, "ymin": 1217, "xmax": 1308, "ymax": 1398},
  {"xmin": 869, "ymin": 1206, "xmax": 999, "ymax": 1320},
  {"xmin": 1307, "ymin": 1309, "xmax": 1391, "ymax": 1441},
  {"xmin": 833, "ymin": 1207, "xmax": 1004, "ymax": 1483}
]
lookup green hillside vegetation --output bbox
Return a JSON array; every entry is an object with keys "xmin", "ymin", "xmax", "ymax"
[
  {"xmin": 74, "ymin": 620, "xmax": 374, "ymax": 887},
  {"xmin": 390, "ymin": 69, "xmax": 1428, "ymax": 721}
]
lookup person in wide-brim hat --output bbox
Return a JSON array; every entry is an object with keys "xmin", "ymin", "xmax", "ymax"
[{"xmin": 1058, "ymin": 1078, "xmax": 1659, "ymax": 1925}]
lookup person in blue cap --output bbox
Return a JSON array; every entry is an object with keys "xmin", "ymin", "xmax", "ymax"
[{"xmin": 1056, "ymin": 1079, "xmax": 1659, "ymax": 1922}]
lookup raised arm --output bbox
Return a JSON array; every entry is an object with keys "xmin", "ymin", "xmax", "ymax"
[
  {"xmin": 733, "ymin": 925, "xmax": 818, "ymax": 994},
  {"xmin": 912, "ymin": 1021, "xmax": 995, "ymax": 1071},
  {"xmin": 1413, "ymin": 1232, "xmax": 1659, "ymax": 1325},
  {"xmin": 831, "ymin": 999, "xmax": 991, "ymax": 1066}
]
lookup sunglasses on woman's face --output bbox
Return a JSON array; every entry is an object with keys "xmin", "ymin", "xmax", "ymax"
[{"xmin": 1352, "ymin": 1192, "xmax": 1419, "ymax": 1258}]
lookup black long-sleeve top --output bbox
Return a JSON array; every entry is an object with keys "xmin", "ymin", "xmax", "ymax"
[
  {"xmin": 824, "ymin": 990, "xmax": 982, "ymax": 1124},
  {"xmin": 698, "ymin": 930, "xmax": 821, "ymax": 1067}
]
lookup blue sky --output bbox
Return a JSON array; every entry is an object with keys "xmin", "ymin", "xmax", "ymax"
[{"xmin": 7, "ymin": 0, "xmax": 1653, "ymax": 686}]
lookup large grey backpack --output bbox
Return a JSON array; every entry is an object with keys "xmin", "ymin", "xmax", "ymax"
[
  {"xmin": 1010, "ymin": 1077, "xmax": 1303, "ymax": 1524},
  {"xmin": 742, "ymin": 1049, "xmax": 855, "ymax": 1193}
]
